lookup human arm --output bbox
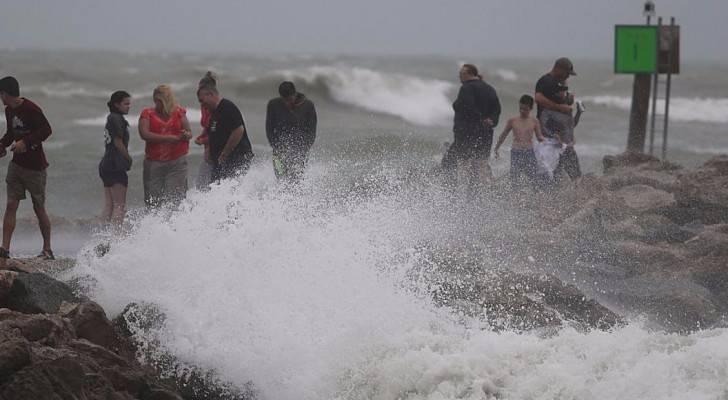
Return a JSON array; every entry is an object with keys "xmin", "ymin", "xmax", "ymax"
[
  {"xmin": 12, "ymin": 108, "xmax": 53, "ymax": 154},
  {"xmin": 303, "ymin": 102, "xmax": 317, "ymax": 151},
  {"xmin": 0, "ymin": 119, "xmax": 11, "ymax": 157},
  {"xmin": 113, "ymin": 136, "xmax": 132, "ymax": 164},
  {"xmin": 493, "ymin": 119, "xmax": 512, "ymax": 159},
  {"xmin": 484, "ymin": 87, "xmax": 501, "ymax": 128},
  {"xmin": 179, "ymin": 115, "xmax": 193, "ymax": 141},
  {"xmin": 218, "ymin": 125, "xmax": 246, "ymax": 165},
  {"xmin": 265, "ymin": 100, "xmax": 279, "ymax": 149},
  {"xmin": 534, "ymin": 118, "xmax": 545, "ymax": 142},
  {"xmin": 138, "ymin": 116, "xmax": 182, "ymax": 143},
  {"xmin": 535, "ymin": 92, "xmax": 572, "ymax": 114},
  {"xmin": 452, "ymin": 84, "xmax": 479, "ymax": 119}
]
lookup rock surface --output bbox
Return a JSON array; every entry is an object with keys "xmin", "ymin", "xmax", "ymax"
[{"xmin": 0, "ymin": 265, "xmax": 183, "ymax": 400}]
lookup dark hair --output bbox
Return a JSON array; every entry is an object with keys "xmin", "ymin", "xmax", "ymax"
[
  {"xmin": 107, "ymin": 90, "xmax": 131, "ymax": 113},
  {"xmin": 519, "ymin": 94, "xmax": 534, "ymax": 109},
  {"xmin": 279, "ymin": 81, "xmax": 296, "ymax": 98},
  {"xmin": 0, "ymin": 76, "xmax": 20, "ymax": 97},
  {"xmin": 199, "ymin": 71, "xmax": 217, "ymax": 88},
  {"xmin": 462, "ymin": 64, "xmax": 479, "ymax": 78}
]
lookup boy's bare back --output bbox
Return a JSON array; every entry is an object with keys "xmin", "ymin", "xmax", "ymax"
[{"xmin": 509, "ymin": 116, "xmax": 540, "ymax": 149}]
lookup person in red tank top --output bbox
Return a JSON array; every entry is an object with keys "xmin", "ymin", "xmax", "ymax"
[{"xmin": 138, "ymin": 85, "xmax": 192, "ymax": 207}]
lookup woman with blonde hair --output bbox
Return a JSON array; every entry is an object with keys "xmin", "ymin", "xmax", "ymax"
[{"xmin": 138, "ymin": 85, "xmax": 192, "ymax": 207}]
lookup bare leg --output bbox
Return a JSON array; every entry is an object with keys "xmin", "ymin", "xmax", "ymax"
[
  {"xmin": 477, "ymin": 159, "xmax": 493, "ymax": 185},
  {"xmin": 32, "ymin": 204, "xmax": 52, "ymax": 252},
  {"xmin": 2, "ymin": 199, "xmax": 19, "ymax": 250},
  {"xmin": 109, "ymin": 184, "xmax": 127, "ymax": 231},
  {"xmin": 101, "ymin": 186, "xmax": 113, "ymax": 222}
]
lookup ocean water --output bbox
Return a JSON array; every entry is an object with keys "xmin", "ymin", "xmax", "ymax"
[{"xmin": 4, "ymin": 50, "xmax": 728, "ymax": 399}]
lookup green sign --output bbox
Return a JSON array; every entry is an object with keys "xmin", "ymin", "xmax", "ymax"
[{"xmin": 614, "ymin": 25, "xmax": 658, "ymax": 74}]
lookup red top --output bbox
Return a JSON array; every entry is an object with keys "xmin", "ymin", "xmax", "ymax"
[
  {"xmin": 195, "ymin": 107, "xmax": 211, "ymax": 145},
  {"xmin": 140, "ymin": 106, "xmax": 189, "ymax": 161},
  {"xmin": 0, "ymin": 98, "xmax": 52, "ymax": 171}
]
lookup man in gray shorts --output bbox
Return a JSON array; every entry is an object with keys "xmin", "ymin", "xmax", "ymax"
[{"xmin": 0, "ymin": 76, "xmax": 54, "ymax": 260}]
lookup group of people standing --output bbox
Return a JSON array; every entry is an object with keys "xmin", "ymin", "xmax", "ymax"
[
  {"xmin": 0, "ymin": 57, "xmax": 580, "ymax": 260},
  {"xmin": 0, "ymin": 73, "xmax": 317, "ymax": 260},
  {"xmin": 446, "ymin": 57, "xmax": 583, "ymax": 191},
  {"xmin": 99, "ymin": 73, "xmax": 317, "ymax": 230}
]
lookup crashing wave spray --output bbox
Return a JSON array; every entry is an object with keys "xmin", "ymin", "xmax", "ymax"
[{"xmin": 71, "ymin": 162, "xmax": 728, "ymax": 400}]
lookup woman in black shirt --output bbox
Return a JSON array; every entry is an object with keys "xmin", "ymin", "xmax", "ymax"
[{"xmin": 99, "ymin": 90, "xmax": 132, "ymax": 229}]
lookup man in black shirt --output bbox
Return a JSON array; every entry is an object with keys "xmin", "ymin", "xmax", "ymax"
[
  {"xmin": 197, "ymin": 83, "xmax": 254, "ymax": 182},
  {"xmin": 266, "ymin": 81, "xmax": 317, "ymax": 183},
  {"xmin": 448, "ymin": 64, "xmax": 501, "ymax": 186},
  {"xmin": 535, "ymin": 57, "xmax": 581, "ymax": 183}
]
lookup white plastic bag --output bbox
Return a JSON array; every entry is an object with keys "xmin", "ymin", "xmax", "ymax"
[{"xmin": 534, "ymin": 138, "xmax": 564, "ymax": 179}]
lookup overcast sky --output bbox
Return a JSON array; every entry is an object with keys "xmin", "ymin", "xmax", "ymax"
[{"xmin": 1, "ymin": 0, "xmax": 726, "ymax": 61}]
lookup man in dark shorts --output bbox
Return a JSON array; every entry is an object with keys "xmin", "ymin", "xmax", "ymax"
[
  {"xmin": 0, "ymin": 76, "xmax": 54, "ymax": 260},
  {"xmin": 266, "ymin": 81, "xmax": 317, "ymax": 183},
  {"xmin": 535, "ymin": 57, "xmax": 582, "ymax": 183},
  {"xmin": 196, "ymin": 82, "xmax": 254, "ymax": 182},
  {"xmin": 448, "ymin": 64, "xmax": 501, "ymax": 187}
]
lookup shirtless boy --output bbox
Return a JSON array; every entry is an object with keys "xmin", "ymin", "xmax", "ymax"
[{"xmin": 494, "ymin": 95, "xmax": 545, "ymax": 189}]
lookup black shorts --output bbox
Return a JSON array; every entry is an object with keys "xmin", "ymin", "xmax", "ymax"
[
  {"xmin": 99, "ymin": 165, "xmax": 128, "ymax": 187},
  {"xmin": 450, "ymin": 134, "xmax": 494, "ymax": 161},
  {"xmin": 212, "ymin": 155, "xmax": 253, "ymax": 182}
]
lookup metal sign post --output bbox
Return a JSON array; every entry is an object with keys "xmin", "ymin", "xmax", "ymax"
[{"xmin": 615, "ymin": 1, "xmax": 679, "ymax": 159}]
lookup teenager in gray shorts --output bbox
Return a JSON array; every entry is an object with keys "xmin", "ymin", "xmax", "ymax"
[{"xmin": 0, "ymin": 76, "xmax": 55, "ymax": 260}]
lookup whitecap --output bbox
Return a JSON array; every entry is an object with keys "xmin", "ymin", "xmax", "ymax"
[
  {"xmin": 493, "ymin": 69, "xmax": 519, "ymax": 82},
  {"xmin": 271, "ymin": 66, "xmax": 455, "ymax": 127},
  {"xmin": 583, "ymin": 95, "xmax": 728, "ymax": 124}
]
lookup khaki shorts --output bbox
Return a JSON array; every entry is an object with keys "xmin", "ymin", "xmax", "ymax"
[
  {"xmin": 6, "ymin": 162, "xmax": 47, "ymax": 207},
  {"xmin": 143, "ymin": 156, "xmax": 188, "ymax": 207}
]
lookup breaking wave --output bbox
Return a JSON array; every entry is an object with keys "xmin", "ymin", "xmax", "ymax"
[
  {"xmin": 243, "ymin": 66, "xmax": 456, "ymax": 126},
  {"xmin": 583, "ymin": 95, "xmax": 728, "ymax": 124},
  {"xmin": 69, "ymin": 163, "xmax": 728, "ymax": 400}
]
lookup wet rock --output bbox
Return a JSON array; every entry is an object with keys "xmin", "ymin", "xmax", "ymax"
[
  {"xmin": 614, "ymin": 184, "xmax": 676, "ymax": 213},
  {"xmin": 0, "ymin": 339, "xmax": 31, "ymax": 378},
  {"xmin": 0, "ymin": 270, "xmax": 18, "ymax": 306},
  {"xmin": 63, "ymin": 301, "xmax": 118, "ymax": 350},
  {"xmin": 603, "ymin": 152, "xmax": 661, "ymax": 172},
  {"xmin": 703, "ymin": 154, "xmax": 728, "ymax": 175},
  {"xmin": 5, "ymin": 272, "xmax": 79, "ymax": 314}
]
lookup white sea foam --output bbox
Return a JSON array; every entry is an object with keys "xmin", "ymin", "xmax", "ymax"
[
  {"xmin": 273, "ymin": 66, "xmax": 455, "ymax": 126},
  {"xmin": 583, "ymin": 95, "xmax": 728, "ymax": 124},
  {"xmin": 493, "ymin": 69, "xmax": 519, "ymax": 82},
  {"xmin": 73, "ymin": 108, "xmax": 202, "ymax": 127},
  {"xmin": 25, "ymin": 82, "xmax": 109, "ymax": 99},
  {"xmin": 70, "ymin": 164, "xmax": 728, "ymax": 400}
]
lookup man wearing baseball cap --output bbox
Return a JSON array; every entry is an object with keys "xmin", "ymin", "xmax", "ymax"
[{"xmin": 534, "ymin": 57, "xmax": 582, "ymax": 185}]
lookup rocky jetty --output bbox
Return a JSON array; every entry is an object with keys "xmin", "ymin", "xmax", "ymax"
[{"xmin": 0, "ymin": 259, "xmax": 183, "ymax": 400}]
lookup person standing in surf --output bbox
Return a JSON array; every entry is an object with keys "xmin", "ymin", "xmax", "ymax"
[
  {"xmin": 448, "ymin": 64, "xmax": 501, "ymax": 188},
  {"xmin": 197, "ymin": 81, "xmax": 254, "ymax": 182},
  {"xmin": 99, "ymin": 91, "xmax": 132, "ymax": 230},
  {"xmin": 0, "ymin": 76, "xmax": 54, "ymax": 260},
  {"xmin": 535, "ymin": 57, "xmax": 582, "ymax": 184},
  {"xmin": 138, "ymin": 85, "xmax": 193, "ymax": 207},
  {"xmin": 193, "ymin": 71, "xmax": 217, "ymax": 190},
  {"xmin": 265, "ymin": 81, "xmax": 317, "ymax": 183}
]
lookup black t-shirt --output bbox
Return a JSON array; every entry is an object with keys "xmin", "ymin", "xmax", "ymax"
[
  {"xmin": 208, "ymin": 98, "xmax": 254, "ymax": 166},
  {"xmin": 535, "ymin": 73, "xmax": 562, "ymax": 118},
  {"xmin": 100, "ymin": 112, "xmax": 130, "ymax": 172}
]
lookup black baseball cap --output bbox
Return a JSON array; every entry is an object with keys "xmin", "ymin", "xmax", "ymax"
[{"xmin": 554, "ymin": 58, "xmax": 577, "ymax": 76}]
